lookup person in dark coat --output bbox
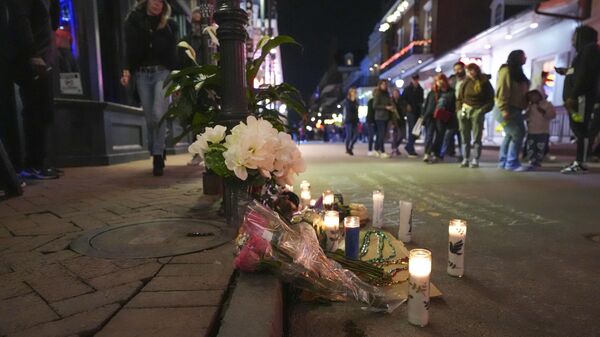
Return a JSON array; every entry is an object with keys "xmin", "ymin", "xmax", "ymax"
[
  {"xmin": 366, "ymin": 97, "xmax": 377, "ymax": 156},
  {"xmin": 344, "ymin": 87, "xmax": 359, "ymax": 155},
  {"xmin": 121, "ymin": 0, "xmax": 178, "ymax": 176},
  {"xmin": 557, "ymin": 25, "xmax": 600, "ymax": 174},
  {"xmin": 401, "ymin": 74, "xmax": 423, "ymax": 157},
  {"xmin": 6, "ymin": 0, "xmax": 60, "ymax": 180},
  {"xmin": 372, "ymin": 79, "xmax": 393, "ymax": 158}
]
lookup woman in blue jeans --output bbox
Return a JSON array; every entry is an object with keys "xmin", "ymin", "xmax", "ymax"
[
  {"xmin": 121, "ymin": 0, "xmax": 178, "ymax": 176},
  {"xmin": 372, "ymin": 79, "xmax": 393, "ymax": 158},
  {"xmin": 495, "ymin": 50, "xmax": 530, "ymax": 171}
]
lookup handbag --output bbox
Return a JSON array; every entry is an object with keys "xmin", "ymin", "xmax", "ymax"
[
  {"xmin": 412, "ymin": 117, "xmax": 424, "ymax": 137},
  {"xmin": 433, "ymin": 108, "xmax": 452, "ymax": 123}
]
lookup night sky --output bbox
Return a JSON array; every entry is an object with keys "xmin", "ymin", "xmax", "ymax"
[{"xmin": 277, "ymin": 0, "xmax": 385, "ymax": 98}]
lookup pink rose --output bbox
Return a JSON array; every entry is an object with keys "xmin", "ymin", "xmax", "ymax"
[{"xmin": 234, "ymin": 246, "xmax": 262, "ymax": 272}]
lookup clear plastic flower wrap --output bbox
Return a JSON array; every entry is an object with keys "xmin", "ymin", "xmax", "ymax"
[{"xmin": 234, "ymin": 201, "xmax": 405, "ymax": 313}]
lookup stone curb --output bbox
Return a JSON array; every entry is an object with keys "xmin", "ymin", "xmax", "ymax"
[{"xmin": 217, "ymin": 273, "xmax": 283, "ymax": 337}]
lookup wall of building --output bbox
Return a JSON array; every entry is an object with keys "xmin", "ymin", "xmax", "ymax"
[
  {"xmin": 585, "ymin": 0, "xmax": 600, "ymax": 32},
  {"xmin": 433, "ymin": 0, "xmax": 491, "ymax": 56}
]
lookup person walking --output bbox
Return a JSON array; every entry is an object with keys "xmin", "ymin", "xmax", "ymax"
[
  {"xmin": 445, "ymin": 61, "xmax": 467, "ymax": 160},
  {"xmin": 524, "ymin": 89, "xmax": 556, "ymax": 169},
  {"xmin": 389, "ymin": 88, "xmax": 405, "ymax": 156},
  {"xmin": 366, "ymin": 97, "xmax": 377, "ymax": 156},
  {"xmin": 496, "ymin": 50, "xmax": 530, "ymax": 171},
  {"xmin": 422, "ymin": 74, "xmax": 455, "ymax": 163},
  {"xmin": 401, "ymin": 74, "xmax": 423, "ymax": 157},
  {"xmin": 121, "ymin": 0, "xmax": 178, "ymax": 176},
  {"xmin": 372, "ymin": 79, "xmax": 393, "ymax": 159},
  {"xmin": 344, "ymin": 87, "xmax": 359, "ymax": 156},
  {"xmin": 557, "ymin": 25, "xmax": 600, "ymax": 174},
  {"xmin": 456, "ymin": 63, "xmax": 495, "ymax": 168}
]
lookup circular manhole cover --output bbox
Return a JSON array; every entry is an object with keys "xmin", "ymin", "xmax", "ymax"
[{"xmin": 71, "ymin": 218, "xmax": 232, "ymax": 258}]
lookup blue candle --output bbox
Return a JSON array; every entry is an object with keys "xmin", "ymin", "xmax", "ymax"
[{"xmin": 344, "ymin": 216, "xmax": 360, "ymax": 260}]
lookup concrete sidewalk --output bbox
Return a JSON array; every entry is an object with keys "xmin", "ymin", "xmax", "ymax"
[{"xmin": 0, "ymin": 155, "xmax": 238, "ymax": 337}]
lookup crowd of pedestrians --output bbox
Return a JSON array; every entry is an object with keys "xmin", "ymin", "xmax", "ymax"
[{"xmin": 341, "ymin": 25, "xmax": 600, "ymax": 174}]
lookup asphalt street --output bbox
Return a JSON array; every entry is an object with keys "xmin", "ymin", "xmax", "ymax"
[{"xmin": 289, "ymin": 142, "xmax": 600, "ymax": 337}]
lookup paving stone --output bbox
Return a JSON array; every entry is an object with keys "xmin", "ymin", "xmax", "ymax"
[
  {"xmin": 170, "ymin": 243, "xmax": 234, "ymax": 264},
  {"xmin": 111, "ymin": 258, "xmax": 156, "ymax": 269},
  {"xmin": 0, "ymin": 235, "xmax": 60, "ymax": 255},
  {"xmin": 0, "ymin": 293, "xmax": 59, "ymax": 334},
  {"xmin": 26, "ymin": 264, "xmax": 94, "ymax": 302},
  {"xmin": 68, "ymin": 214, "xmax": 107, "ymax": 231},
  {"xmin": 126, "ymin": 290, "xmax": 225, "ymax": 308},
  {"xmin": 159, "ymin": 263, "xmax": 232, "ymax": 278},
  {"xmin": 88, "ymin": 262, "xmax": 161, "ymax": 290},
  {"xmin": 62, "ymin": 256, "xmax": 121, "ymax": 279},
  {"xmin": 51, "ymin": 281, "xmax": 142, "ymax": 317},
  {"xmin": 95, "ymin": 307, "xmax": 216, "ymax": 337},
  {"xmin": 5, "ymin": 218, "xmax": 81, "ymax": 236},
  {"xmin": 28, "ymin": 212, "xmax": 64, "ymax": 225},
  {"xmin": 36, "ymin": 234, "xmax": 80, "ymax": 253},
  {"xmin": 143, "ymin": 264, "xmax": 232, "ymax": 291},
  {"xmin": 0, "ymin": 225, "xmax": 11, "ymax": 237},
  {"xmin": 2, "ymin": 251, "xmax": 47, "ymax": 272},
  {"xmin": 9, "ymin": 303, "xmax": 120, "ymax": 337},
  {"xmin": 0, "ymin": 272, "xmax": 31, "ymax": 300}
]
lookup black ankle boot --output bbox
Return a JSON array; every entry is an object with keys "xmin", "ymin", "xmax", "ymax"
[{"xmin": 153, "ymin": 155, "xmax": 164, "ymax": 176}]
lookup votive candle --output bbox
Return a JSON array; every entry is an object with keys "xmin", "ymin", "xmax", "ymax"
[
  {"xmin": 372, "ymin": 190, "xmax": 384, "ymax": 228},
  {"xmin": 323, "ymin": 190, "xmax": 335, "ymax": 210},
  {"xmin": 285, "ymin": 184, "xmax": 294, "ymax": 192},
  {"xmin": 344, "ymin": 216, "xmax": 360, "ymax": 260},
  {"xmin": 300, "ymin": 190, "xmax": 311, "ymax": 210},
  {"xmin": 448, "ymin": 219, "xmax": 467, "ymax": 277},
  {"xmin": 309, "ymin": 199, "xmax": 317, "ymax": 208},
  {"xmin": 323, "ymin": 210, "xmax": 340, "ymax": 252},
  {"xmin": 398, "ymin": 201, "xmax": 413, "ymax": 243},
  {"xmin": 300, "ymin": 180, "xmax": 310, "ymax": 191},
  {"xmin": 408, "ymin": 249, "xmax": 432, "ymax": 327}
]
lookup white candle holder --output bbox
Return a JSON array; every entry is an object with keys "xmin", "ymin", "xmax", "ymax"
[
  {"xmin": 372, "ymin": 190, "xmax": 384, "ymax": 228},
  {"xmin": 448, "ymin": 219, "xmax": 467, "ymax": 277},
  {"xmin": 300, "ymin": 190, "xmax": 311, "ymax": 210},
  {"xmin": 398, "ymin": 201, "xmax": 413, "ymax": 243},
  {"xmin": 309, "ymin": 199, "xmax": 317, "ymax": 208},
  {"xmin": 323, "ymin": 190, "xmax": 335, "ymax": 211},
  {"xmin": 300, "ymin": 180, "xmax": 310, "ymax": 191},
  {"xmin": 323, "ymin": 210, "xmax": 340, "ymax": 252},
  {"xmin": 408, "ymin": 249, "xmax": 431, "ymax": 327}
]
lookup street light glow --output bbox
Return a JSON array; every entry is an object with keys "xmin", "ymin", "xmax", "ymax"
[
  {"xmin": 379, "ymin": 23, "xmax": 391, "ymax": 32},
  {"xmin": 337, "ymin": 104, "xmax": 342, "ymax": 109},
  {"xmin": 529, "ymin": 22, "xmax": 539, "ymax": 29}
]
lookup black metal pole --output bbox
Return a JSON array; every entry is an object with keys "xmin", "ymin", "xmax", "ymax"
[
  {"xmin": 214, "ymin": 0, "xmax": 249, "ymax": 124},
  {"xmin": 198, "ymin": 0, "xmax": 214, "ymax": 65},
  {"xmin": 213, "ymin": 0, "xmax": 249, "ymax": 226}
]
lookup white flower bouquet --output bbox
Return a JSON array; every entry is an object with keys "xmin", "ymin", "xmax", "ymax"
[{"xmin": 189, "ymin": 116, "xmax": 306, "ymax": 187}]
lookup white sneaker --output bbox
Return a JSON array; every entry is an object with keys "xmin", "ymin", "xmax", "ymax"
[
  {"xmin": 367, "ymin": 151, "xmax": 377, "ymax": 157},
  {"xmin": 460, "ymin": 158, "xmax": 469, "ymax": 168},
  {"xmin": 470, "ymin": 159, "xmax": 479, "ymax": 168},
  {"xmin": 423, "ymin": 154, "xmax": 430, "ymax": 162},
  {"xmin": 380, "ymin": 153, "xmax": 390, "ymax": 159}
]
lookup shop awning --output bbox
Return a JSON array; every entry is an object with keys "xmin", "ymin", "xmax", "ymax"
[{"xmin": 535, "ymin": 0, "xmax": 592, "ymax": 20}]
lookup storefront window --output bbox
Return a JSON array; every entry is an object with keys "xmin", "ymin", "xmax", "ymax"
[{"xmin": 56, "ymin": 0, "xmax": 83, "ymax": 95}]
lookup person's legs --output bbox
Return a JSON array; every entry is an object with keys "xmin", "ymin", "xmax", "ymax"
[
  {"xmin": 405, "ymin": 113, "xmax": 417, "ymax": 154},
  {"xmin": 150, "ymin": 70, "xmax": 169, "ymax": 156},
  {"xmin": 344, "ymin": 123, "xmax": 352, "ymax": 152},
  {"xmin": 472, "ymin": 108, "xmax": 485, "ymax": 162},
  {"xmin": 506, "ymin": 121, "xmax": 525, "ymax": 169},
  {"xmin": 350, "ymin": 124, "xmax": 359, "ymax": 149},
  {"xmin": 458, "ymin": 111, "xmax": 471, "ymax": 162},
  {"xmin": 17, "ymin": 63, "xmax": 55, "ymax": 176},
  {"xmin": 498, "ymin": 129, "xmax": 512, "ymax": 169},
  {"xmin": 367, "ymin": 123, "xmax": 376, "ymax": 152},
  {"xmin": 435, "ymin": 120, "xmax": 448, "ymax": 158},
  {"xmin": 531, "ymin": 134, "xmax": 549, "ymax": 166},
  {"xmin": 375, "ymin": 120, "xmax": 387, "ymax": 153},
  {"xmin": 136, "ymin": 72, "xmax": 156, "ymax": 154},
  {"xmin": 424, "ymin": 119, "xmax": 436, "ymax": 156}
]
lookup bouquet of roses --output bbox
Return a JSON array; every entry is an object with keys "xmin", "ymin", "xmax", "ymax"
[
  {"xmin": 234, "ymin": 201, "xmax": 405, "ymax": 312},
  {"xmin": 188, "ymin": 116, "xmax": 306, "ymax": 186}
]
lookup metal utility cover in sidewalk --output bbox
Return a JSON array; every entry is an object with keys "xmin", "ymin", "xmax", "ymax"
[{"xmin": 71, "ymin": 218, "xmax": 232, "ymax": 258}]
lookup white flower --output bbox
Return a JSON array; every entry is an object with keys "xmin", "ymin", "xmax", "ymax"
[
  {"xmin": 272, "ymin": 132, "xmax": 306, "ymax": 186},
  {"xmin": 223, "ymin": 116, "xmax": 279, "ymax": 180},
  {"xmin": 203, "ymin": 125, "xmax": 227, "ymax": 144},
  {"xmin": 188, "ymin": 134, "xmax": 209, "ymax": 158}
]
